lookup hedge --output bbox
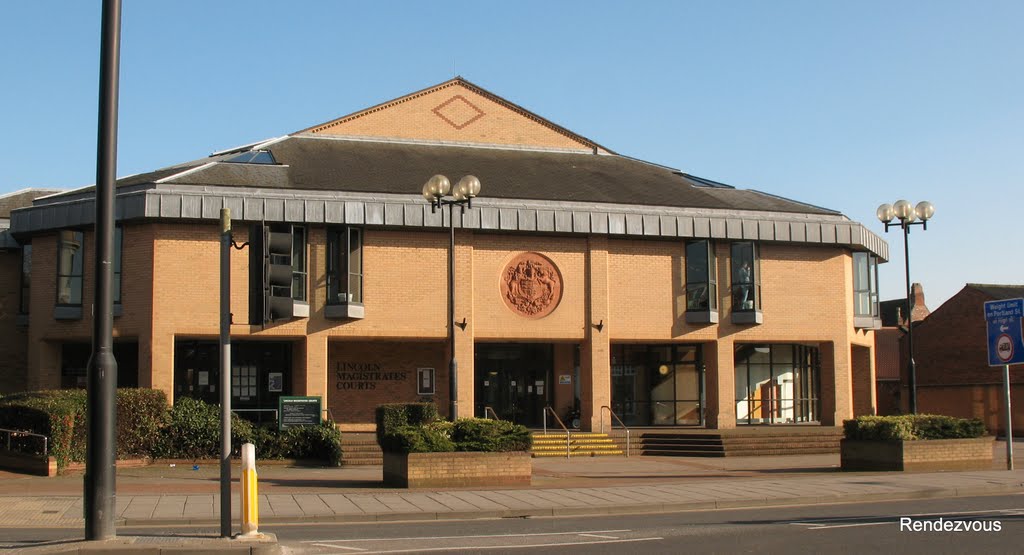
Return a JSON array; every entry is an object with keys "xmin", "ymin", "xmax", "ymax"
[
  {"xmin": 0, "ymin": 390, "xmax": 343, "ymax": 471},
  {"xmin": 843, "ymin": 414, "xmax": 987, "ymax": 441},
  {"xmin": 376, "ymin": 403, "xmax": 531, "ymax": 454}
]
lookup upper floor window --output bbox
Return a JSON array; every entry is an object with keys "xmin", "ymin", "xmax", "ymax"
[
  {"xmin": 291, "ymin": 226, "xmax": 307, "ymax": 302},
  {"xmin": 113, "ymin": 226, "xmax": 123, "ymax": 304},
  {"xmin": 685, "ymin": 240, "xmax": 718, "ymax": 323},
  {"xmin": 19, "ymin": 243, "xmax": 31, "ymax": 315},
  {"xmin": 685, "ymin": 240, "xmax": 717, "ymax": 310},
  {"xmin": 327, "ymin": 227, "xmax": 363, "ymax": 305},
  {"xmin": 56, "ymin": 230, "xmax": 84, "ymax": 306},
  {"xmin": 731, "ymin": 242, "xmax": 762, "ymax": 324},
  {"xmin": 853, "ymin": 252, "xmax": 880, "ymax": 328}
]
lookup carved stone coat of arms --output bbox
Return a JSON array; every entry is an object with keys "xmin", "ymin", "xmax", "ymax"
[{"xmin": 500, "ymin": 252, "xmax": 562, "ymax": 319}]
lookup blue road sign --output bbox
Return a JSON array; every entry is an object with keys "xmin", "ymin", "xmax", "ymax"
[{"xmin": 985, "ymin": 298, "xmax": 1024, "ymax": 366}]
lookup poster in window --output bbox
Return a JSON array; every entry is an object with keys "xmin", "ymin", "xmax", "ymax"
[
  {"xmin": 268, "ymin": 372, "xmax": 283, "ymax": 393},
  {"xmin": 198, "ymin": 371, "xmax": 209, "ymax": 386},
  {"xmin": 417, "ymin": 367, "xmax": 435, "ymax": 395}
]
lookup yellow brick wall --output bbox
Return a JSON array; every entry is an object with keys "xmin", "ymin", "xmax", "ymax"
[
  {"xmin": 312, "ymin": 82, "xmax": 590, "ymax": 151},
  {"xmin": 21, "ymin": 220, "xmax": 872, "ymax": 429}
]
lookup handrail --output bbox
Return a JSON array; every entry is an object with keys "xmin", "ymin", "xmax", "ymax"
[
  {"xmin": 0, "ymin": 428, "xmax": 49, "ymax": 458},
  {"xmin": 600, "ymin": 406, "xmax": 631, "ymax": 457},
  {"xmin": 483, "ymin": 406, "xmax": 499, "ymax": 420},
  {"xmin": 542, "ymin": 406, "xmax": 571, "ymax": 459}
]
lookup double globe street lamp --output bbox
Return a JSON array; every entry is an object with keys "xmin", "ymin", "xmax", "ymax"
[
  {"xmin": 422, "ymin": 174, "xmax": 482, "ymax": 421},
  {"xmin": 876, "ymin": 199, "xmax": 935, "ymax": 415}
]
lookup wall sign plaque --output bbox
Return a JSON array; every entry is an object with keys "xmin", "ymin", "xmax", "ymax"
[{"xmin": 501, "ymin": 252, "xmax": 562, "ymax": 319}]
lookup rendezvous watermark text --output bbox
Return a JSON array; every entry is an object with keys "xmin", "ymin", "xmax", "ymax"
[{"xmin": 900, "ymin": 517, "xmax": 1002, "ymax": 532}]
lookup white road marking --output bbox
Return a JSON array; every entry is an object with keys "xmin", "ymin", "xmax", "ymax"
[
  {"xmin": 311, "ymin": 543, "xmax": 367, "ymax": 551},
  {"xmin": 301, "ymin": 529, "xmax": 632, "ymax": 543},
  {"xmin": 342, "ymin": 537, "xmax": 664, "ymax": 554},
  {"xmin": 577, "ymin": 533, "xmax": 621, "ymax": 539}
]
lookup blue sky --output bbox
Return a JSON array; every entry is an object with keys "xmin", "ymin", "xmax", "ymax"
[{"xmin": 2, "ymin": 1, "xmax": 1021, "ymax": 310}]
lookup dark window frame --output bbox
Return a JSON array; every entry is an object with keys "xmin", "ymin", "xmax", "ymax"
[
  {"xmin": 291, "ymin": 225, "xmax": 307, "ymax": 302},
  {"xmin": 685, "ymin": 240, "xmax": 717, "ymax": 311},
  {"xmin": 327, "ymin": 227, "xmax": 363, "ymax": 305},
  {"xmin": 55, "ymin": 230, "xmax": 85, "ymax": 307},
  {"xmin": 730, "ymin": 241, "xmax": 760, "ymax": 313},
  {"xmin": 19, "ymin": 243, "xmax": 32, "ymax": 315}
]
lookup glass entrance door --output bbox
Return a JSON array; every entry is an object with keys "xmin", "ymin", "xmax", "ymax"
[{"xmin": 475, "ymin": 344, "xmax": 552, "ymax": 427}]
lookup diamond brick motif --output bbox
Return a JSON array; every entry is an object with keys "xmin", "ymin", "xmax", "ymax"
[{"xmin": 432, "ymin": 95, "xmax": 486, "ymax": 130}]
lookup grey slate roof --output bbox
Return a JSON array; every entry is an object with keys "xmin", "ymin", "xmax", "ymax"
[
  {"xmin": 0, "ymin": 188, "xmax": 64, "ymax": 218},
  {"xmin": 158, "ymin": 136, "xmax": 839, "ymax": 216}
]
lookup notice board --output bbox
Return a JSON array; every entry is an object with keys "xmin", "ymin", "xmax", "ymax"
[{"xmin": 279, "ymin": 396, "xmax": 322, "ymax": 430}]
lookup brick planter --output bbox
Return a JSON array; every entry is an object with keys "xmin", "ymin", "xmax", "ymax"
[
  {"xmin": 840, "ymin": 437, "xmax": 994, "ymax": 471},
  {"xmin": 383, "ymin": 451, "xmax": 532, "ymax": 488}
]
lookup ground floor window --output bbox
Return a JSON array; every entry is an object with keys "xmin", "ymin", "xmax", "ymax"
[
  {"xmin": 611, "ymin": 344, "xmax": 704, "ymax": 426},
  {"xmin": 174, "ymin": 340, "xmax": 291, "ymax": 424},
  {"xmin": 734, "ymin": 344, "xmax": 819, "ymax": 424},
  {"xmin": 61, "ymin": 342, "xmax": 139, "ymax": 389}
]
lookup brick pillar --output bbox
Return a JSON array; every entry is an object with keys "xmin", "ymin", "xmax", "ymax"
[
  {"xmin": 143, "ymin": 331, "xmax": 175, "ymax": 403},
  {"xmin": 454, "ymin": 233, "xmax": 475, "ymax": 419},
  {"xmin": 819, "ymin": 341, "xmax": 853, "ymax": 425},
  {"xmin": 581, "ymin": 237, "xmax": 610, "ymax": 432},
  {"xmin": 704, "ymin": 339, "xmax": 736, "ymax": 429},
  {"xmin": 851, "ymin": 344, "xmax": 876, "ymax": 416},
  {"xmin": 26, "ymin": 338, "xmax": 61, "ymax": 391},
  {"xmin": 295, "ymin": 334, "xmax": 328, "ymax": 405}
]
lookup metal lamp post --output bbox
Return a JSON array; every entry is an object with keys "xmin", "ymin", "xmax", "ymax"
[
  {"xmin": 877, "ymin": 199, "xmax": 935, "ymax": 414},
  {"xmin": 421, "ymin": 174, "xmax": 482, "ymax": 421}
]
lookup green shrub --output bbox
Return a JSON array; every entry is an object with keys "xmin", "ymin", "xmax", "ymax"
[
  {"xmin": 451, "ymin": 418, "xmax": 532, "ymax": 452},
  {"xmin": 155, "ymin": 397, "xmax": 254, "ymax": 459},
  {"xmin": 375, "ymin": 403, "xmax": 440, "ymax": 445},
  {"xmin": 380, "ymin": 422, "xmax": 455, "ymax": 453},
  {"xmin": 0, "ymin": 390, "xmax": 87, "ymax": 470},
  {"xmin": 843, "ymin": 414, "xmax": 987, "ymax": 441},
  {"xmin": 116, "ymin": 389, "xmax": 168, "ymax": 458},
  {"xmin": 246, "ymin": 421, "xmax": 343, "ymax": 466}
]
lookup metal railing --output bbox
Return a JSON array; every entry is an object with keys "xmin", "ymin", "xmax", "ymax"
[
  {"xmin": 483, "ymin": 406, "xmax": 499, "ymax": 420},
  {"xmin": 542, "ymin": 406, "xmax": 571, "ymax": 459},
  {"xmin": 600, "ymin": 406, "xmax": 631, "ymax": 457},
  {"xmin": 1, "ymin": 428, "xmax": 49, "ymax": 458}
]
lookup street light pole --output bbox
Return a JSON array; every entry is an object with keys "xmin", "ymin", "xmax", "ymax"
[
  {"xmin": 877, "ymin": 199, "xmax": 935, "ymax": 415},
  {"xmin": 422, "ymin": 175, "xmax": 482, "ymax": 421}
]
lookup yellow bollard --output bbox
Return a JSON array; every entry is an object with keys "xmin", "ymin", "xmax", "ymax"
[{"xmin": 240, "ymin": 442, "xmax": 259, "ymax": 536}]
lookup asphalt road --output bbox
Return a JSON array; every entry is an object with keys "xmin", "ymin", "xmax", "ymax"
[{"xmin": 3, "ymin": 494, "xmax": 1021, "ymax": 554}]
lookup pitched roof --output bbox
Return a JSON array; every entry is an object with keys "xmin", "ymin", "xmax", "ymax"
[
  {"xmin": 0, "ymin": 188, "xmax": 64, "ymax": 218},
  {"xmin": 158, "ymin": 136, "xmax": 839, "ymax": 215},
  {"xmin": 296, "ymin": 77, "xmax": 611, "ymax": 153},
  {"xmin": 966, "ymin": 283, "xmax": 1024, "ymax": 300}
]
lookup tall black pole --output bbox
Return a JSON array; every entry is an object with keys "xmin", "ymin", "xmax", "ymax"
[
  {"xmin": 85, "ymin": 0, "xmax": 121, "ymax": 541},
  {"xmin": 219, "ymin": 209, "xmax": 233, "ymax": 537},
  {"xmin": 903, "ymin": 226, "xmax": 917, "ymax": 414},
  {"xmin": 448, "ymin": 203, "xmax": 458, "ymax": 422}
]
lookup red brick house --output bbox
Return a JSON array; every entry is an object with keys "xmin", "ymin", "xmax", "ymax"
[{"xmin": 912, "ymin": 283, "xmax": 1024, "ymax": 435}]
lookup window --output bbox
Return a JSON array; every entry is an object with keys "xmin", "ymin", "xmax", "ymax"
[
  {"xmin": 327, "ymin": 227, "xmax": 363, "ymax": 304},
  {"xmin": 685, "ymin": 240, "xmax": 717, "ymax": 312},
  {"xmin": 56, "ymin": 230, "xmax": 84, "ymax": 306},
  {"xmin": 731, "ymin": 241, "xmax": 760, "ymax": 311},
  {"xmin": 225, "ymin": 150, "xmax": 276, "ymax": 164},
  {"xmin": 291, "ymin": 226, "xmax": 307, "ymax": 302},
  {"xmin": 325, "ymin": 227, "xmax": 364, "ymax": 319},
  {"xmin": 610, "ymin": 344, "xmax": 704, "ymax": 426},
  {"xmin": 19, "ymin": 243, "xmax": 31, "ymax": 314},
  {"xmin": 113, "ymin": 226, "xmax": 123, "ymax": 304},
  {"xmin": 853, "ymin": 252, "xmax": 880, "ymax": 328},
  {"xmin": 734, "ymin": 344, "xmax": 819, "ymax": 425}
]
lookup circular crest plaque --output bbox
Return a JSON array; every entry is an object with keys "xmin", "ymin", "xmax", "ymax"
[{"xmin": 501, "ymin": 252, "xmax": 562, "ymax": 319}]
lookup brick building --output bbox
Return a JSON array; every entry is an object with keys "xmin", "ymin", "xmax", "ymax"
[
  {"xmin": 911, "ymin": 284, "xmax": 1024, "ymax": 435},
  {"xmin": 875, "ymin": 283, "xmax": 930, "ymax": 415},
  {"xmin": 0, "ymin": 78, "xmax": 887, "ymax": 432}
]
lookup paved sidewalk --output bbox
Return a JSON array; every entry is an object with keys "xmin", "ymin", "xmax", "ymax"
[{"xmin": 0, "ymin": 448, "xmax": 1022, "ymax": 529}]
